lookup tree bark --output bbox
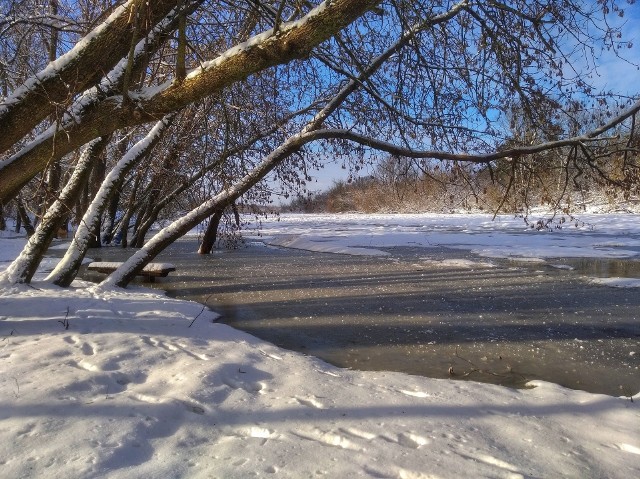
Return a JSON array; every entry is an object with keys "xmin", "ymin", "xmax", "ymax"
[
  {"xmin": 198, "ymin": 209, "xmax": 224, "ymax": 254},
  {"xmin": 87, "ymin": 149, "xmax": 107, "ymax": 248},
  {"xmin": 16, "ymin": 198, "xmax": 35, "ymax": 237},
  {"xmin": 118, "ymin": 173, "xmax": 142, "ymax": 248},
  {"xmin": 97, "ymin": 3, "xmax": 467, "ymax": 288},
  {"xmin": 47, "ymin": 115, "xmax": 174, "ymax": 287},
  {"xmin": 100, "ymin": 131, "xmax": 310, "ymax": 288},
  {"xmin": 102, "ymin": 193, "xmax": 121, "ymax": 244},
  {"xmin": 14, "ymin": 206, "xmax": 22, "ymax": 233}
]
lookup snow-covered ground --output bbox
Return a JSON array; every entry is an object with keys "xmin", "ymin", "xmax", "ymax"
[{"xmin": 1, "ymin": 213, "xmax": 639, "ymax": 478}]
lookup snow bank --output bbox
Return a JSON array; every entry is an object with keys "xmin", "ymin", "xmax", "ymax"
[{"xmin": 0, "ymin": 234, "xmax": 639, "ymax": 478}]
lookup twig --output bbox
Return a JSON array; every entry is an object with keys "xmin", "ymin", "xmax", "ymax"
[
  {"xmin": 450, "ymin": 346, "xmax": 526, "ymax": 381},
  {"xmin": 12, "ymin": 377, "xmax": 19, "ymax": 398},
  {"xmin": 1, "ymin": 329, "xmax": 16, "ymax": 345},
  {"xmin": 620, "ymin": 385, "xmax": 634, "ymax": 403},
  {"xmin": 58, "ymin": 306, "xmax": 70, "ymax": 330},
  {"xmin": 188, "ymin": 294, "xmax": 214, "ymax": 327}
]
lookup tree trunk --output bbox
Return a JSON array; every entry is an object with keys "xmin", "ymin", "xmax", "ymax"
[
  {"xmin": 198, "ymin": 209, "xmax": 224, "ymax": 254},
  {"xmin": 0, "ymin": 1, "xmax": 199, "ymax": 204},
  {"xmin": 101, "ymin": 130, "xmax": 317, "ymax": 288},
  {"xmin": 102, "ymin": 194, "xmax": 121, "ymax": 244},
  {"xmin": 130, "ymin": 144, "xmax": 182, "ymax": 247},
  {"xmin": 118, "ymin": 173, "xmax": 142, "ymax": 248},
  {"xmin": 16, "ymin": 198, "xmax": 35, "ymax": 237},
  {"xmin": 14, "ymin": 208, "xmax": 22, "ymax": 233},
  {"xmin": 0, "ymin": 137, "xmax": 107, "ymax": 284},
  {"xmin": 98, "ymin": 7, "xmax": 410, "ymax": 288},
  {"xmin": 0, "ymin": 0, "xmax": 192, "ymax": 156},
  {"xmin": 0, "ymin": 0, "xmax": 381, "ymax": 204},
  {"xmin": 47, "ymin": 115, "xmax": 174, "ymax": 287},
  {"xmin": 87, "ymin": 149, "xmax": 107, "ymax": 248}
]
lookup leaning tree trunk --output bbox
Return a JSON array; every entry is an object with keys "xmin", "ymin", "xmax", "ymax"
[
  {"xmin": 97, "ymin": 6, "xmax": 465, "ymax": 288},
  {"xmin": 0, "ymin": 0, "xmax": 381, "ymax": 204},
  {"xmin": 0, "ymin": 137, "xmax": 108, "ymax": 284},
  {"xmin": 129, "ymin": 145, "xmax": 181, "ymax": 247},
  {"xmin": 129, "ymin": 116, "xmax": 285, "ymax": 248},
  {"xmin": 198, "ymin": 209, "xmax": 224, "ymax": 254},
  {"xmin": 0, "ymin": 1, "xmax": 201, "ymax": 203},
  {"xmin": 101, "ymin": 137, "xmax": 131, "ymax": 244},
  {"xmin": 100, "ymin": 129, "xmax": 318, "ymax": 288},
  {"xmin": 47, "ymin": 114, "xmax": 174, "ymax": 287},
  {"xmin": 0, "ymin": 0, "xmax": 190, "ymax": 156}
]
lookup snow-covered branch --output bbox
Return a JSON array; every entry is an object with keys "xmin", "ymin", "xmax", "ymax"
[{"xmin": 0, "ymin": 0, "xmax": 189, "ymax": 156}]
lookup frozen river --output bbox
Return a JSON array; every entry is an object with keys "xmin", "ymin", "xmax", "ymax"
[{"xmin": 83, "ymin": 213, "xmax": 640, "ymax": 396}]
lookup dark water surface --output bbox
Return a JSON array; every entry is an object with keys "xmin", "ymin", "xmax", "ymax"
[{"xmin": 83, "ymin": 240, "xmax": 640, "ymax": 397}]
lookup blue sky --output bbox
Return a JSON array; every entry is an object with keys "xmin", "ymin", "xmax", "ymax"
[
  {"xmin": 582, "ymin": 3, "xmax": 640, "ymax": 95},
  {"xmin": 269, "ymin": 2, "xmax": 640, "ymax": 201}
]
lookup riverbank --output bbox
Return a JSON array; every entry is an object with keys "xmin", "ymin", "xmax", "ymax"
[{"xmin": 2, "ymin": 214, "xmax": 639, "ymax": 478}]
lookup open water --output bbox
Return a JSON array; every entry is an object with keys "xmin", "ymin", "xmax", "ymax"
[{"xmin": 82, "ymin": 238, "xmax": 640, "ymax": 397}]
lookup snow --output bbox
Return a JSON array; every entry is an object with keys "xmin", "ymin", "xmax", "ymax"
[
  {"xmin": 1, "ymin": 213, "xmax": 640, "ymax": 478},
  {"xmin": 251, "ymin": 213, "xmax": 640, "ymax": 287},
  {"xmin": 591, "ymin": 277, "xmax": 640, "ymax": 288}
]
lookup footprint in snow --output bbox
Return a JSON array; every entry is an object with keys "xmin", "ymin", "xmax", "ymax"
[
  {"xmin": 294, "ymin": 396, "xmax": 325, "ymax": 409},
  {"xmin": 222, "ymin": 375, "xmax": 266, "ymax": 394},
  {"xmin": 182, "ymin": 401, "xmax": 206, "ymax": 415},
  {"xmin": 64, "ymin": 334, "xmax": 99, "ymax": 356},
  {"xmin": 80, "ymin": 342, "xmax": 97, "ymax": 356},
  {"xmin": 63, "ymin": 335, "xmax": 80, "ymax": 345},
  {"xmin": 380, "ymin": 432, "xmax": 431, "ymax": 449},
  {"xmin": 215, "ymin": 364, "xmax": 273, "ymax": 395},
  {"xmin": 139, "ymin": 336, "xmax": 209, "ymax": 360},
  {"xmin": 73, "ymin": 359, "xmax": 102, "ymax": 372}
]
